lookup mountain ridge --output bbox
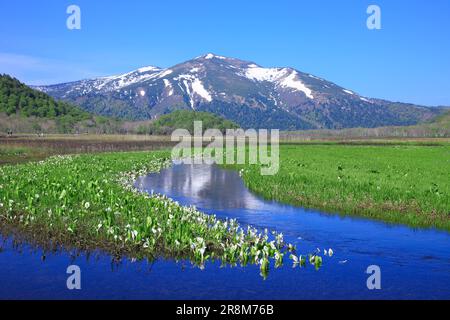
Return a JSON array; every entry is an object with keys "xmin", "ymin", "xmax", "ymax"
[{"xmin": 34, "ymin": 53, "xmax": 445, "ymax": 130}]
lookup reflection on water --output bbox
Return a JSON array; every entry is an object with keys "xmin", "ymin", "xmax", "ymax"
[
  {"xmin": 136, "ymin": 163, "xmax": 263, "ymax": 210},
  {"xmin": 136, "ymin": 164, "xmax": 450, "ymax": 299},
  {"xmin": 1, "ymin": 163, "xmax": 450, "ymax": 299}
]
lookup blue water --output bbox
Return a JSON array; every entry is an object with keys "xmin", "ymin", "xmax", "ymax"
[{"xmin": 0, "ymin": 163, "xmax": 449, "ymax": 299}]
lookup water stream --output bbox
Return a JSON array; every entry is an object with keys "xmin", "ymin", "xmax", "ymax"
[{"xmin": 0, "ymin": 163, "xmax": 449, "ymax": 299}]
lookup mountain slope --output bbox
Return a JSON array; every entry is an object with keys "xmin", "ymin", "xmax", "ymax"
[
  {"xmin": 0, "ymin": 74, "xmax": 123, "ymax": 134},
  {"xmin": 0, "ymin": 74, "xmax": 90, "ymax": 120},
  {"xmin": 35, "ymin": 54, "xmax": 444, "ymax": 130}
]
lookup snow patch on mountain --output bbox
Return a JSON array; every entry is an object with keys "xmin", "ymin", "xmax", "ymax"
[
  {"xmin": 280, "ymin": 72, "xmax": 314, "ymax": 99},
  {"xmin": 308, "ymin": 74, "xmax": 323, "ymax": 81},
  {"xmin": 174, "ymin": 74, "xmax": 212, "ymax": 107},
  {"xmin": 343, "ymin": 89, "xmax": 355, "ymax": 95},
  {"xmin": 360, "ymin": 97, "xmax": 373, "ymax": 103},
  {"xmin": 163, "ymin": 79, "xmax": 174, "ymax": 96},
  {"xmin": 204, "ymin": 53, "xmax": 227, "ymax": 60},
  {"xmin": 157, "ymin": 69, "xmax": 173, "ymax": 79},
  {"xmin": 180, "ymin": 79, "xmax": 194, "ymax": 109},
  {"xmin": 85, "ymin": 67, "xmax": 171, "ymax": 93},
  {"xmin": 137, "ymin": 66, "xmax": 161, "ymax": 73},
  {"xmin": 243, "ymin": 66, "xmax": 314, "ymax": 99},
  {"xmin": 191, "ymin": 78, "xmax": 212, "ymax": 102},
  {"xmin": 244, "ymin": 66, "xmax": 288, "ymax": 82}
]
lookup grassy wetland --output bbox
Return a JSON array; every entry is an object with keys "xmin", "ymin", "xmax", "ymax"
[
  {"xmin": 228, "ymin": 143, "xmax": 450, "ymax": 231},
  {"xmin": 0, "ymin": 149, "xmax": 322, "ymax": 278},
  {"xmin": 0, "ymin": 136, "xmax": 449, "ymax": 280}
]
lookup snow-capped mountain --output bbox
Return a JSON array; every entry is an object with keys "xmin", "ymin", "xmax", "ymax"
[{"xmin": 35, "ymin": 53, "xmax": 440, "ymax": 130}]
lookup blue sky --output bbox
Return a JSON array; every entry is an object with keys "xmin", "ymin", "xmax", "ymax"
[{"xmin": 0, "ymin": 0, "xmax": 449, "ymax": 106}]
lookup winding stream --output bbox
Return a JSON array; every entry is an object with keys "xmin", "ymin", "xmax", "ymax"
[{"xmin": 0, "ymin": 163, "xmax": 449, "ymax": 299}]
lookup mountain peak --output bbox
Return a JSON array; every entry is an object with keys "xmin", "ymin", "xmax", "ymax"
[
  {"xmin": 196, "ymin": 53, "xmax": 230, "ymax": 60},
  {"xmin": 34, "ymin": 54, "xmax": 442, "ymax": 130}
]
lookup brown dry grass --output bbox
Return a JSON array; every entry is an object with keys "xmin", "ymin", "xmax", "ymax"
[{"xmin": 0, "ymin": 134, "xmax": 175, "ymax": 165}]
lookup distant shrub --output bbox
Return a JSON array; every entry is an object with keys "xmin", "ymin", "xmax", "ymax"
[{"xmin": 141, "ymin": 110, "xmax": 240, "ymax": 135}]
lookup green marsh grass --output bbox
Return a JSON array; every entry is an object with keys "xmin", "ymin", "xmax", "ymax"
[
  {"xmin": 225, "ymin": 144, "xmax": 450, "ymax": 231},
  {"xmin": 0, "ymin": 150, "xmax": 323, "ymax": 278}
]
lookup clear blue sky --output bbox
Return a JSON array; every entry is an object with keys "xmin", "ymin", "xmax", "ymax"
[{"xmin": 0, "ymin": 0, "xmax": 449, "ymax": 106}]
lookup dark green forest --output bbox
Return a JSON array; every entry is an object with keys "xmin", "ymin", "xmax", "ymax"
[{"xmin": 0, "ymin": 74, "xmax": 89, "ymax": 120}]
